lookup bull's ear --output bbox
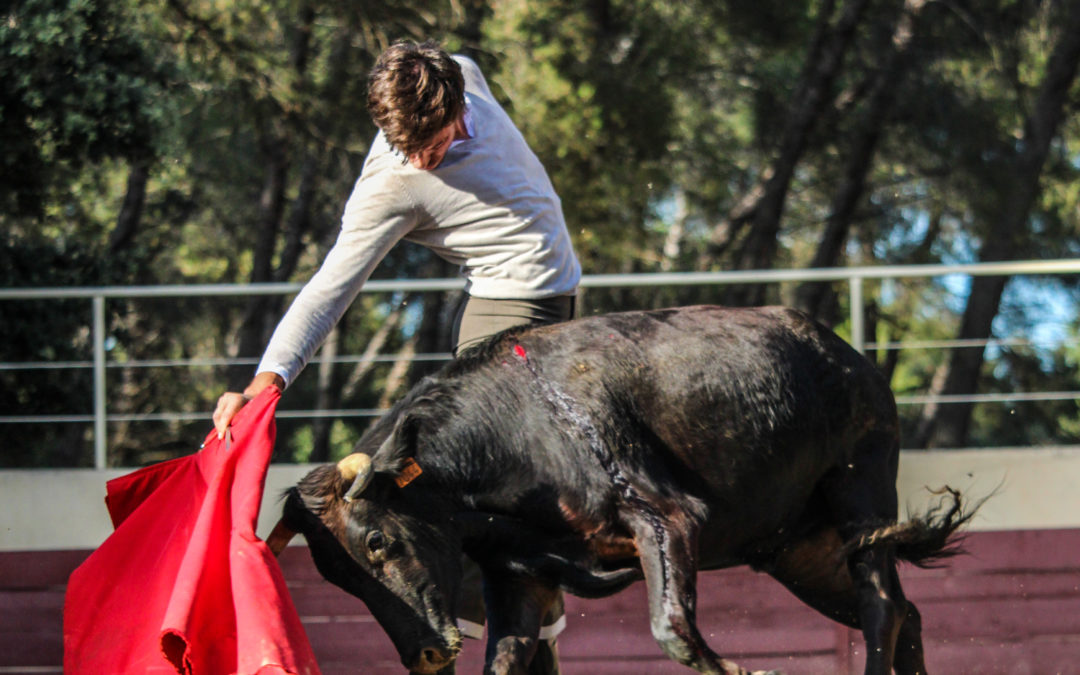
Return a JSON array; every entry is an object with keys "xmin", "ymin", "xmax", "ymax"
[
  {"xmin": 371, "ymin": 413, "xmax": 423, "ymax": 486},
  {"xmin": 374, "ymin": 427, "xmax": 401, "ymax": 461}
]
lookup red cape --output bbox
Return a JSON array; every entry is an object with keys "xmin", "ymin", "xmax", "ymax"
[{"xmin": 63, "ymin": 387, "xmax": 320, "ymax": 674}]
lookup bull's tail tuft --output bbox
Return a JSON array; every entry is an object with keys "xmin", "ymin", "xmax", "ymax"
[{"xmin": 844, "ymin": 487, "xmax": 982, "ymax": 569}]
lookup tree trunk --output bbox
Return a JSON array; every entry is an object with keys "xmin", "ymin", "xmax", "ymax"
[
  {"xmin": 703, "ymin": 0, "xmax": 836, "ymax": 261},
  {"xmin": 338, "ymin": 302, "xmax": 407, "ymax": 403},
  {"xmin": 229, "ymin": 136, "xmax": 289, "ymax": 389},
  {"xmin": 920, "ymin": 274, "xmax": 1008, "ymax": 448},
  {"xmin": 699, "ymin": 0, "xmax": 866, "ymax": 299},
  {"xmin": 309, "ymin": 324, "xmax": 342, "ymax": 464},
  {"xmin": 106, "ymin": 160, "xmax": 152, "ymax": 460},
  {"xmin": 911, "ymin": 360, "xmax": 949, "ymax": 447},
  {"xmin": 227, "ymin": 5, "xmax": 317, "ymax": 390},
  {"xmin": 108, "ymin": 159, "xmax": 150, "ymax": 254},
  {"xmin": 378, "ymin": 336, "xmax": 417, "ymax": 410},
  {"xmin": 796, "ymin": 0, "xmax": 927, "ymax": 319},
  {"xmin": 275, "ymin": 155, "xmax": 319, "ymax": 284},
  {"xmin": 308, "ymin": 300, "xmax": 409, "ymax": 463},
  {"xmin": 919, "ymin": 3, "xmax": 1080, "ymax": 448},
  {"xmin": 718, "ymin": 0, "xmax": 872, "ymax": 306}
]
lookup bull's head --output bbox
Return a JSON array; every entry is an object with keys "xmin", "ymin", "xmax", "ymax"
[{"xmin": 275, "ymin": 446, "xmax": 464, "ymax": 674}]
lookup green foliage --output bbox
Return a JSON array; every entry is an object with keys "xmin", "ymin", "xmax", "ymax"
[
  {"xmin": 0, "ymin": 236, "xmax": 134, "ymax": 466},
  {"xmin": 0, "ymin": 0, "xmax": 169, "ymax": 217},
  {"xmin": 2, "ymin": 0, "xmax": 1079, "ymax": 465}
]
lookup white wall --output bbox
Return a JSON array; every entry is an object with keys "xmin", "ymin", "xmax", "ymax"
[
  {"xmin": 0, "ymin": 464, "xmax": 312, "ymax": 552},
  {"xmin": 2, "ymin": 448, "xmax": 1078, "ymax": 552},
  {"xmin": 895, "ymin": 447, "xmax": 1080, "ymax": 531}
]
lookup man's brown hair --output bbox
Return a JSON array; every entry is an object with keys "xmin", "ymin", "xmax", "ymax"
[{"xmin": 367, "ymin": 40, "xmax": 465, "ymax": 158}]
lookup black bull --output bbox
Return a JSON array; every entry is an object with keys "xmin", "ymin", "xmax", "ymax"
[{"xmin": 274, "ymin": 305, "xmax": 971, "ymax": 675}]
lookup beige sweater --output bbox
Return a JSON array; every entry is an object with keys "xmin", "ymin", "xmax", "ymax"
[{"xmin": 257, "ymin": 56, "xmax": 580, "ymax": 386}]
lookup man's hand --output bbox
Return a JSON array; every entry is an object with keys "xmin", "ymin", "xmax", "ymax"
[
  {"xmin": 212, "ymin": 371, "xmax": 285, "ymax": 439},
  {"xmin": 213, "ymin": 392, "xmax": 250, "ymax": 439}
]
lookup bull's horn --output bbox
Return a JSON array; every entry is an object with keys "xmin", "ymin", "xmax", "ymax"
[
  {"xmin": 266, "ymin": 518, "xmax": 297, "ymax": 557},
  {"xmin": 338, "ymin": 452, "xmax": 373, "ymax": 502}
]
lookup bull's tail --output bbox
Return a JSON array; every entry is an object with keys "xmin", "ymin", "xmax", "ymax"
[{"xmin": 843, "ymin": 487, "xmax": 982, "ymax": 569}]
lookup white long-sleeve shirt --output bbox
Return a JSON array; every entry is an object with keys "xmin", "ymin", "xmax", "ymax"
[{"xmin": 256, "ymin": 56, "xmax": 581, "ymax": 386}]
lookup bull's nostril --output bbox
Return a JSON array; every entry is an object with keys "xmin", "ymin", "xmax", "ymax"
[
  {"xmin": 410, "ymin": 646, "xmax": 454, "ymax": 675},
  {"xmin": 421, "ymin": 646, "xmax": 446, "ymax": 665}
]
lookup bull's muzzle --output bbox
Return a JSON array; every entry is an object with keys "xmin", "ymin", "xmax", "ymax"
[
  {"xmin": 409, "ymin": 639, "xmax": 461, "ymax": 674},
  {"xmin": 265, "ymin": 518, "xmax": 297, "ymax": 556}
]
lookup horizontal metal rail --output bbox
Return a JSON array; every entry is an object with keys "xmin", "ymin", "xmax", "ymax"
[
  {"xmin": 5, "ymin": 258, "xmax": 1080, "ymax": 300},
  {"xmin": 0, "ymin": 353, "xmax": 454, "ymax": 371},
  {"xmin": 3, "ymin": 258, "xmax": 1079, "ymax": 468},
  {"xmin": 7, "ymin": 334, "xmax": 1078, "ymax": 373}
]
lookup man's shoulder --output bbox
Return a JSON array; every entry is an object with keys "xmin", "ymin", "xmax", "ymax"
[
  {"xmin": 452, "ymin": 54, "xmax": 482, "ymax": 76},
  {"xmin": 361, "ymin": 133, "xmax": 407, "ymax": 174},
  {"xmin": 453, "ymin": 54, "xmax": 495, "ymax": 101}
]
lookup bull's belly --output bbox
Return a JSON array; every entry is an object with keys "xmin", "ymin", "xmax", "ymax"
[{"xmin": 692, "ymin": 489, "xmax": 831, "ymax": 570}]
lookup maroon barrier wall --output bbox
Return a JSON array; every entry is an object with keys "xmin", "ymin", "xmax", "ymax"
[{"xmin": 3, "ymin": 529, "xmax": 1078, "ymax": 674}]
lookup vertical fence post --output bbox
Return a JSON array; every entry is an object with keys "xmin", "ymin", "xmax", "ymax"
[
  {"xmin": 849, "ymin": 275, "xmax": 865, "ymax": 354},
  {"xmin": 93, "ymin": 295, "xmax": 107, "ymax": 469}
]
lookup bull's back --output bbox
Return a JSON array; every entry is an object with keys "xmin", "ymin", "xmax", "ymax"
[{"xmin": 520, "ymin": 305, "xmax": 897, "ymax": 503}]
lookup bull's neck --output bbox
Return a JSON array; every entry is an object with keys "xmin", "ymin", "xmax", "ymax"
[
  {"xmin": 421, "ymin": 435, "xmax": 559, "ymax": 513},
  {"xmin": 408, "ymin": 344, "xmax": 604, "ymax": 525}
]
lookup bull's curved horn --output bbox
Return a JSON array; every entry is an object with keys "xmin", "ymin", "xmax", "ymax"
[
  {"xmin": 266, "ymin": 517, "xmax": 297, "ymax": 557},
  {"xmin": 338, "ymin": 452, "xmax": 373, "ymax": 502}
]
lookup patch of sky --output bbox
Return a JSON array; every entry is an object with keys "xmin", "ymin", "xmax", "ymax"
[
  {"xmin": 646, "ymin": 189, "xmax": 679, "ymax": 232},
  {"xmin": 395, "ymin": 292, "xmax": 427, "ymax": 340},
  {"xmin": 873, "ymin": 208, "xmax": 974, "ymax": 314},
  {"xmin": 869, "ymin": 205, "xmax": 1078, "ymax": 370},
  {"xmin": 990, "ymin": 277, "xmax": 1079, "ymax": 362}
]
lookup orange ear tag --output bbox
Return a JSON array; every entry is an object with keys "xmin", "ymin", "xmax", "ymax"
[{"xmin": 395, "ymin": 457, "xmax": 423, "ymax": 488}]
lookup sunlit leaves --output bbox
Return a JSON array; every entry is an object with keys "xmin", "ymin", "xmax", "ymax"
[{"xmin": 0, "ymin": 0, "xmax": 168, "ymax": 217}]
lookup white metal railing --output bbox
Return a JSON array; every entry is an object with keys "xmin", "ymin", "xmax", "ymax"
[{"xmin": 3, "ymin": 259, "xmax": 1080, "ymax": 468}]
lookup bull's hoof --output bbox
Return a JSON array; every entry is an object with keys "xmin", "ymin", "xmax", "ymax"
[
  {"xmin": 718, "ymin": 659, "xmax": 783, "ymax": 675},
  {"xmin": 527, "ymin": 635, "xmax": 561, "ymax": 673},
  {"xmin": 527, "ymin": 638, "xmax": 560, "ymax": 675},
  {"xmin": 410, "ymin": 665, "xmax": 455, "ymax": 675}
]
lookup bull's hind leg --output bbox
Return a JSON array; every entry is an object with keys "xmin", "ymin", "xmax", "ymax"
[
  {"xmin": 626, "ymin": 513, "xmax": 774, "ymax": 675},
  {"xmin": 848, "ymin": 544, "xmax": 905, "ymax": 672},
  {"xmin": 819, "ymin": 430, "xmax": 922, "ymax": 674},
  {"xmin": 764, "ymin": 527, "xmax": 928, "ymax": 674},
  {"xmin": 890, "ymin": 576, "xmax": 927, "ymax": 675}
]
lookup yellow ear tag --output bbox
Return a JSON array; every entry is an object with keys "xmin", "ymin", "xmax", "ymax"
[{"xmin": 395, "ymin": 457, "xmax": 423, "ymax": 488}]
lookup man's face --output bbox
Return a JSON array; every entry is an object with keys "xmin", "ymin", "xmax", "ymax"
[{"xmin": 408, "ymin": 116, "xmax": 468, "ymax": 170}]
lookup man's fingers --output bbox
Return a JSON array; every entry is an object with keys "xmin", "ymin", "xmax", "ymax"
[
  {"xmin": 213, "ymin": 400, "xmax": 229, "ymax": 439},
  {"xmin": 213, "ymin": 393, "xmax": 248, "ymax": 439}
]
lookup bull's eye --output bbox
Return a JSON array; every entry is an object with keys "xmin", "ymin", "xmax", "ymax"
[{"xmin": 365, "ymin": 530, "xmax": 387, "ymax": 554}]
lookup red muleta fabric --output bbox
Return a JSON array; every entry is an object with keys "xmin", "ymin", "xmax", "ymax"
[{"xmin": 63, "ymin": 387, "xmax": 320, "ymax": 674}]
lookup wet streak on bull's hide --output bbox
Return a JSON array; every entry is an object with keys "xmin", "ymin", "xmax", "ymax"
[{"xmin": 505, "ymin": 340, "xmax": 673, "ymax": 596}]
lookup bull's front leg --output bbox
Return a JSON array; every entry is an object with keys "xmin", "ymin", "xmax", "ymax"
[
  {"xmin": 480, "ymin": 572, "xmax": 561, "ymax": 675},
  {"xmin": 626, "ymin": 512, "xmax": 774, "ymax": 675}
]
